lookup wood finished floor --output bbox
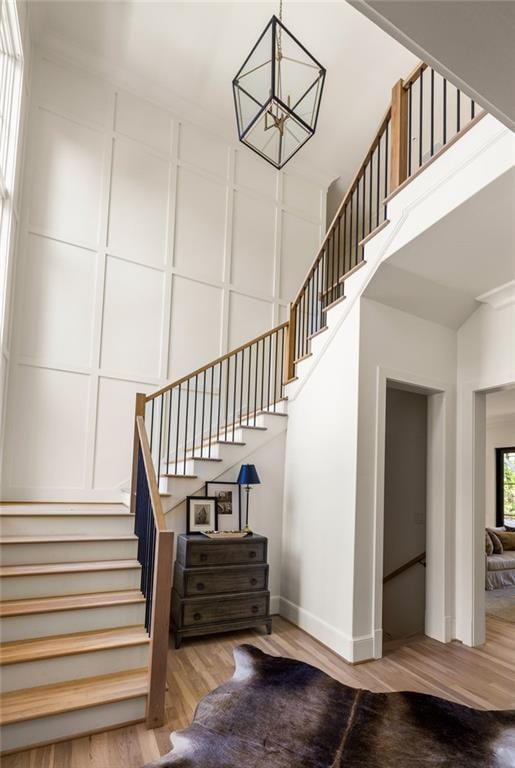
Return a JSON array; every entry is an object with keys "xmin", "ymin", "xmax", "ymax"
[{"xmin": 3, "ymin": 615, "xmax": 514, "ymax": 767}]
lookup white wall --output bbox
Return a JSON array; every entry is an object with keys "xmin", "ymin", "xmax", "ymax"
[
  {"xmin": 485, "ymin": 414, "xmax": 515, "ymax": 528},
  {"xmin": 280, "ymin": 302, "xmax": 361, "ymax": 659},
  {"xmin": 2, "ymin": 49, "xmax": 327, "ymax": 501},
  {"xmin": 456, "ymin": 301, "xmax": 515, "ymax": 645},
  {"xmin": 355, "ymin": 299, "xmax": 457, "ymax": 657}
]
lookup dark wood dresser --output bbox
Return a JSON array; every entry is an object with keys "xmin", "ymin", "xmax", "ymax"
[{"xmin": 171, "ymin": 533, "xmax": 272, "ymax": 648}]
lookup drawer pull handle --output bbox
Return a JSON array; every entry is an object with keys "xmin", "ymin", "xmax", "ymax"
[
  {"xmin": 249, "ymin": 551, "xmax": 257, "ymax": 559},
  {"xmin": 193, "ymin": 612, "xmax": 202, "ymax": 621},
  {"xmin": 250, "ymin": 578, "xmax": 258, "ymax": 586},
  {"xmin": 200, "ymin": 553, "xmax": 208, "ymax": 562},
  {"xmin": 196, "ymin": 583, "xmax": 205, "ymax": 591},
  {"xmin": 251, "ymin": 605, "xmax": 259, "ymax": 614}
]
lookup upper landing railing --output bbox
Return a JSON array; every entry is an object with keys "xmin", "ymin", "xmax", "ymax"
[
  {"xmin": 287, "ymin": 62, "xmax": 484, "ymax": 376},
  {"xmin": 130, "ymin": 60, "xmax": 484, "ymax": 726}
]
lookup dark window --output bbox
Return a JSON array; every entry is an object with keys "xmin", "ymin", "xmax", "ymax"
[{"xmin": 496, "ymin": 447, "xmax": 515, "ymax": 527}]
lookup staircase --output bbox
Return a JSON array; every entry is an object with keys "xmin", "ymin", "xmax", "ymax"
[
  {"xmin": 0, "ymin": 504, "xmax": 149, "ymax": 753},
  {"xmin": 0, "ymin": 59, "xmax": 484, "ymax": 754}
]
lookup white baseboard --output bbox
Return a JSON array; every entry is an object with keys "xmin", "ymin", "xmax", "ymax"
[
  {"xmin": 278, "ymin": 597, "xmax": 374, "ymax": 663},
  {"xmin": 270, "ymin": 595, "xmax": 280, "ymax": 615}
]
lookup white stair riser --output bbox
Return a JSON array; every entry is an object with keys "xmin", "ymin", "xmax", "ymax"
[
  {"xmin": 1, "ymin": 643, "xmax": 149, "ymax": 692},
  {"xmin": 1, "ymin": 568, "xmax": 141, "ymax": 600},
  {"xmin": 1, "ymin": 602, "xmax": 146, "ymax": 642},
  {"xmin": 0, "ymin": 696, "xmax": 147, "ymax": 754},
  {"xmin": 0, "ymin": 539, "xmax": 138, "ymax": 566},
  {"xmin": 0, "ymin": 515, "xmax": 135, "ymax": 536}
]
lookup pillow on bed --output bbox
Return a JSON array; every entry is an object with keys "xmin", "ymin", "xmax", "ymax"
[
  {"xmin": 496, "ymin": 530, "xmax": 515, "ymax": 551},
  {"xmin": 485, "ymin": 530, "xmax": 494, "ymax": 555},
  {"xmin": 487, "ymin": 529, "xmax": 504, "ymax": 554}
]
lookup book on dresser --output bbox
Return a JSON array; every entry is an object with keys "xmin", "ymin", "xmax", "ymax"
[{"xmin": 171, "ymin": 533, "xmax": 272, "ymax": 648}]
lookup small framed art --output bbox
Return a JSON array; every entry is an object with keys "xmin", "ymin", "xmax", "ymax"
[
  {"xmin": 186, "ymin": 496, "xmax": 217, "ymax": 534},
  {"xmin": 205, "ymin": 481, "xmax": 241, "ymax": 531}
]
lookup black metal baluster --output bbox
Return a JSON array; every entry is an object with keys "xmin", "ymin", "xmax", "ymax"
[
  {"xmin": 273, "ymin": 330, "xmax": 278, "ymax": 409},
  {"xmin": 239, "ymin": 347, "xmax": 245, "ymax": 426},
  {"xmin": 183, "ymin": 379, "xmax": 190, "ymax": 474},
  {"xmin": 247, "ymin": 344, "xmax": 252, "ymax": 425},
  {"xmin": 419, "ymin": 70, "xmax": 423, "ymax": 167},
  {"xmin": 232, "ymin": 352, "xmax": 237, "ymax": 438},
  {"xmin": 376, "ymin": 139, "xmax": 380, "ymax": 229},
  {"xmin": 443, "ymin": 78, "xmax": 447, "ymax": 146},
  {"xmin": 355, "ymin": 185, "xmax": 359, "ymax": 266},
  {"xmin": 157, "ymin": 394, "xmax": 164, "ymax": 491},
  {"xmin": 457, "ymin": 88, "xmax": 461, "ymax": 132},
  {"xmin": 253, "ymin": 341, "xmax": 259, "ymax": 425},
  {"xmin": 166, "ymin": 389, "xmax": 173, "ymax": 477},
  {"xmin": 384, "ymin": 122, "xmax": 389, "ymax": 205},
  {"xmin": 209, "ymin": 366, "xmax": 214, "ymax": 458},
  {"xmin": 174, "ymin": 387, "xmax": 181, "ymax": 473},
  {"xmin": 266, "ymin": 335, "xmax": 272, "ymax": 411},
  {"xmin": 260, "ymin": 333, "xmax": 265, "ymax": 417},
  {"xmin": 150, "ymin": 399, "xmax": 155, "ymax": 452},
  {"xmin": 224, "ymin": 357, "xmax": 230, "ymax": 440},
  {"xmin": 349, "ymin": 194, "xmax": 353, "ymax": 267},
  {"xmin": 201, "ymin": 371, "xmax": 206, "ymax": 458},
  {"xmin": 471, "ymin": 99, "xmax": 475, "ymax": 119},
  {"xmin": 368, "ymin": 157, "xmax": 373, "ymax": 234},
  {"xmin": 192, "ymin": 375, "xmax": 198, "ymax": 459},
  {"xmin": 430, "ymin": 68, "xmax": 434, "ymax": 157},
  {"xmin": 280, "ymin": 327, "xmax": 285, "ymax": 396},
  {"xmin": 408, "ymin": 83, "xmax": 412, "ymax": 176},
  {"xmin": 217, "ymin": 361, "xmax": 222, "ymax": 442},
  {"xmin": 362, "ymin": 167, "xmax": 366, "ymax": 255}
]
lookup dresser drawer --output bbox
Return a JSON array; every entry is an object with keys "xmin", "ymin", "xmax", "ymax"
[
  {"xmin": 186, "ymin": 540, "xmax": 265, "ymax": 567},
  {"xmin": 175, "ymin": 563, "xmax": 268, "ymax": 597},
  {"xmin": 179, "ymin": 592, "xmax": 269, "ymax": 628}
]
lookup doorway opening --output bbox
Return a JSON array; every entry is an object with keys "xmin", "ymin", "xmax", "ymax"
[
  {"xmin": 382, "ymin": 384, "xmax": 428, "ymax": 650},
  {"xmin": 484, "ymin": 388, "xmax": 515, "ymax": 627}
]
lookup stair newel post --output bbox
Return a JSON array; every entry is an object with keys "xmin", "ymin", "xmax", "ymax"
[
  {"xmin": 285, "ymin": 302, "xmax": 297, "ymax": 383},
  {"xmin": 146, "ymin": 526, "xmax": 174, "ymax": 728},
  {"xmin": 390, "ymin": 78, "xmax": 408, "ymax": 192},
  {"xmin": 130, "ymin": 393, "xmax": 147, "ymax": 516}
]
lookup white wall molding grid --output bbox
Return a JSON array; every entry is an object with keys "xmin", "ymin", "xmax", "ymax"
[{"xmin": 2, "ymin": 48, "xmax": 327, "ymax": 501}]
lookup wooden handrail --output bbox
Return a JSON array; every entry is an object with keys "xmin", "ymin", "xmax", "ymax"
[
  {"xmin": 134, "ymin": 415, "xmax": 173, "ymax": 729},
  {"xmin": 383, "ymin": 551, "xmax": 426, "ymax": 584},
  {"xmin": 292, "ymin": 104, "xmax": 391, "ymax": 307},
  {"xmin": 146, "ymin": 321, "xmax": 289, "ymax": 402},
  {"xmin": 402, "ymin": 61, "xmax": 428, "ymax": 89}
]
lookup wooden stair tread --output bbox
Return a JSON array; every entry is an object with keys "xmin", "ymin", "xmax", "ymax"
[
  {"xmin": 0, "ymin": 559, "xmax": 140, "ymax": 577},
  {"xmin": 163, "ymin": 473, "xmax": 198, "ymax": 479},
  {"xmin": 0, "ymin": 590, "xmax": 145, "ymax": 617},
  {"xmin": 0, "ymin": 668, "xmax": 148, "ymax": 725},
  {"xmin": 0, "ymin": 535, "xmax": 136, "ymax": 544},
  {"xmin": 0, "ymin": 625, "xmax": 149, "ymax": 666}
]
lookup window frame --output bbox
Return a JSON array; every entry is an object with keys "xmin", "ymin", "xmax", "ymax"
[{"xmin": 495, "ymin": 446, "xmax": 515, "ymax": 527}]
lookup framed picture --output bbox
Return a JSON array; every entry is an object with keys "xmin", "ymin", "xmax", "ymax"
[
  {"xmin": 205, "ymin": 481, "xmax": 241, "ymax": 531},
  {"xmin": 186, "ymin": 496, "xmax": 217, "ymax": 534}
]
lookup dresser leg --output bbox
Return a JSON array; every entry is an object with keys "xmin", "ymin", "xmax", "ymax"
[
  {"xmin": 174, "ymin": 633, "xmax": 182, "ymax": 650},
  {"xmin": 266, "ymin": 620, "xmax": 272, "ymax": 635}
]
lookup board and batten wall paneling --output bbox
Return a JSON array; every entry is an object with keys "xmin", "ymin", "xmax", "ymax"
[{"xmin": 3, "ymin": 51, "xmax": 327, "ymax": 501}]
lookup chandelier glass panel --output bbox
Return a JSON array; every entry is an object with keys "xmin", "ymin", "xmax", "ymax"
[{"xmin": 233, "ymin": 15, "xmax": 326, "ymax": 169}]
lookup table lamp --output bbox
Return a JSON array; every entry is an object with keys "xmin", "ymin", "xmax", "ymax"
[{"xmin": 237, "ymin": 464, "xmax": 261, "ymax": 531}]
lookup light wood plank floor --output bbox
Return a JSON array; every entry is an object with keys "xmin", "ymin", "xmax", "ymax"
[{"xmin": 3, "ymin": 615, "xmax": 514, "ymax": 767}]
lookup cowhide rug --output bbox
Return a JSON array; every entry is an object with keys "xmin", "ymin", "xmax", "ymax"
[{"xmin": 145, "ymin": 644, "xmax": 515, "ymax": 767}]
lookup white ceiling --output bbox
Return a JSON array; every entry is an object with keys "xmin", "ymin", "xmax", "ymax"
[
  {"xmin": 29, "ymin": 1, "xmax": 417, "ymax": 185},
  {"xmin": 350, "ymin": 0, "xmax": 515, "ymax": 132},
  {"xmin": 365, "ymin": 168, "xmax": 515, "ymax": 329}
]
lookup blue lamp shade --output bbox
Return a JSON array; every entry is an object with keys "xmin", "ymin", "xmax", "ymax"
[{"xmin": 237, "ymin": 464, "xmax": 261, "ymax": 486}]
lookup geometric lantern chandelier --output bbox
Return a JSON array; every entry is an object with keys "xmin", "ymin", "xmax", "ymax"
[{"xmin": 232, "ymin": 3, "xmax": 326, "ymax": 169}]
